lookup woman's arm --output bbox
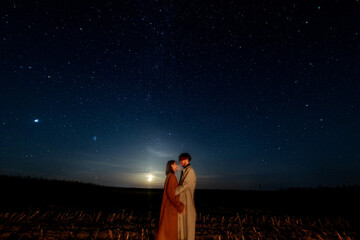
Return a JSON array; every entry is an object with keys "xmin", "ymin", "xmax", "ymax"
[{"xmin": 166, "ymin": 174, "xmax": 184, "ymax": 213}]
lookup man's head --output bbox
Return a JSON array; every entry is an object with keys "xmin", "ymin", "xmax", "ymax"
[{"xmin": 179, "ymin": 152, "xmax": 191, "ymax": 167}]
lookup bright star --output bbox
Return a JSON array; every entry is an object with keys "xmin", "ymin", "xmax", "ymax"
[{"xmin": 34, "ymin": 119, "xmax": 39, "ymax": 123}]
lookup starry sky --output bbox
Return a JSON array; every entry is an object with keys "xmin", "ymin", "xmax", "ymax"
[{"xmin": 1, "ymin": 0, "xmax": 360, "ymax": 190}]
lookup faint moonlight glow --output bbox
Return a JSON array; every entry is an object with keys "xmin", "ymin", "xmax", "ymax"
[{"xmin": 147, "ymin": 175, "xmax": 153, "ymax": 182}]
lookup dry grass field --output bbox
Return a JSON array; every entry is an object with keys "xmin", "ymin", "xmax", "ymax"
[
  {"xmin": 0, "ymin": 208, "xmax": 357, "ymax": 239},
  {"xmin": 0, "ymin": 176, "xmax": 358, "ymax": 239}
]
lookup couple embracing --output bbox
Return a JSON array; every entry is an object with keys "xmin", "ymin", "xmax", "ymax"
[{"xmin": 156, "ymin": 153, "xmax": 196, "ymax": 240}]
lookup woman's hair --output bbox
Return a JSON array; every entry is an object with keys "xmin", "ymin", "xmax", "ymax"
[{"xmin": 165, "ymin": 160, "xmax": 176, "ymax": 176}]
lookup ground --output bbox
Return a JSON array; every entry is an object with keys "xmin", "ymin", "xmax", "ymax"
[{"xmin": 0, "ymin": 176, "xmax": 358, "ymax": 239}]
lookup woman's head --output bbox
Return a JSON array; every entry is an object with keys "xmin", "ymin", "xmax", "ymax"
[{"xmin": 165, "ymin": 160, "xmax": 179, "ymax": 175}]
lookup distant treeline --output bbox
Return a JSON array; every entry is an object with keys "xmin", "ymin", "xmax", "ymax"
[
  {"xmin": 1, "ymin": 175, "xmax": 359, "ymax": 219},
  {"xmin": 0, "ymin": 175, "xmax": 163, "ymax": 212}
]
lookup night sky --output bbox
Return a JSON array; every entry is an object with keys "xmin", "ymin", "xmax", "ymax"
[{"xmin": 1, "ymin": 0, "xmax": 360, "ymax": 190}]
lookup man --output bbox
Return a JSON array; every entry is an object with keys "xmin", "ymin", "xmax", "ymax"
[{"xmin": 176, "ymin": 153, "xmax": 196, "ymax": 240}]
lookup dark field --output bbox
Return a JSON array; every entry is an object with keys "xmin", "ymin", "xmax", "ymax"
[{"xmin": 0, "ymin": 175, "xmax": 359, "ymax": 239}]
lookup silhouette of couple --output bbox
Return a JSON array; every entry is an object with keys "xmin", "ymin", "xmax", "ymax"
[{"xmin": 156, "ymin": 153, "xmax": 196, "ymax": 240}]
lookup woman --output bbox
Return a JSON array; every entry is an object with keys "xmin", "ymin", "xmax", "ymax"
[{"xmin": 156, "ymin": 160, "xmax": 185, "ymax": 240}]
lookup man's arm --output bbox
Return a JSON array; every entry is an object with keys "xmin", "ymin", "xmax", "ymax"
[{"xmin": 175, "ymin": 168, "xmax": 196, "ymax": 195}]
